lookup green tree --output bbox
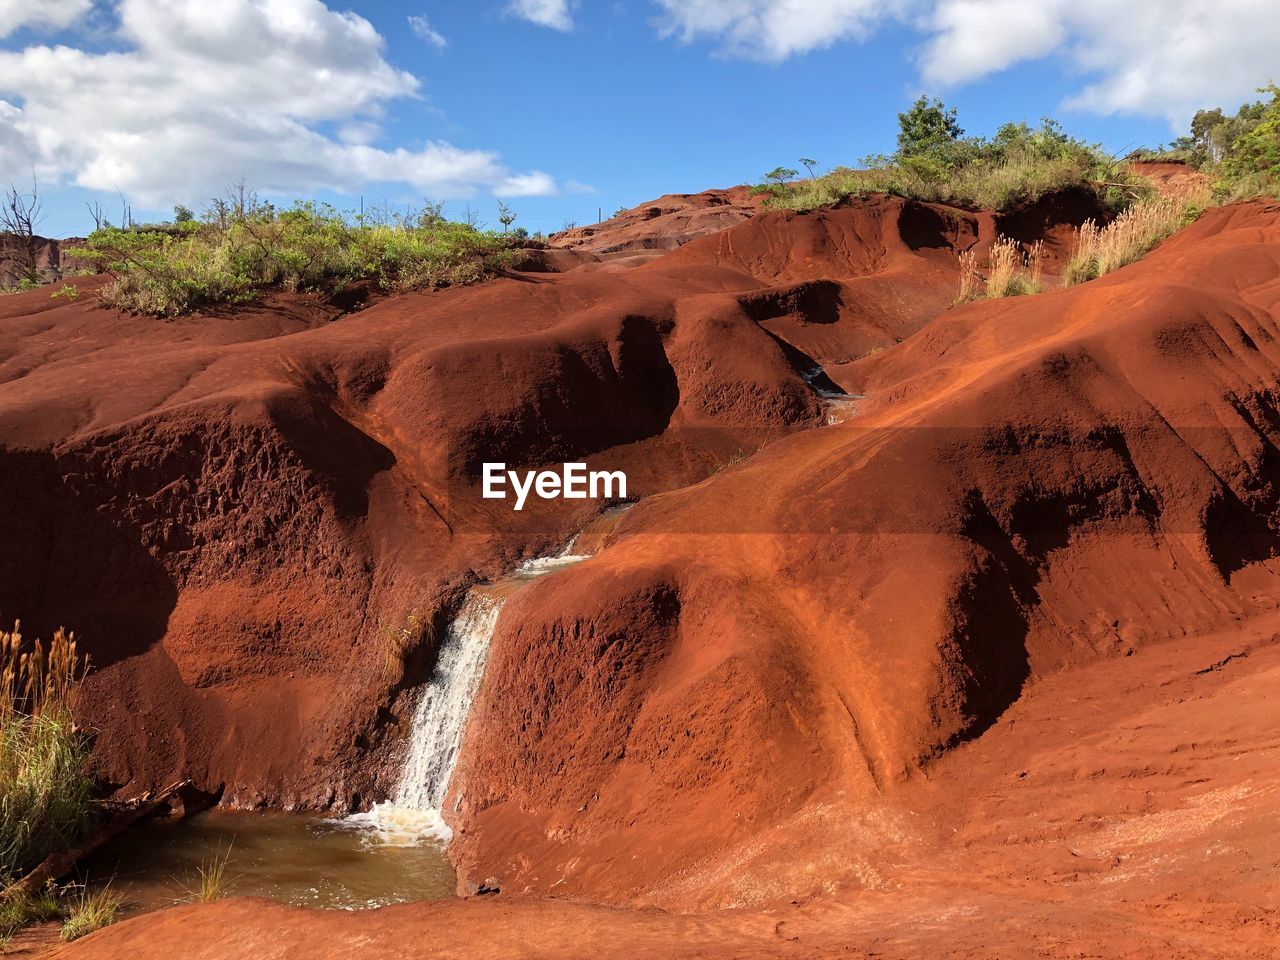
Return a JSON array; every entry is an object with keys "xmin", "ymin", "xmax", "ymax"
[
  {"xmin": 173, "ymin": 204, "xmax": 195, "ymax": 223},
  {"xmin": 896, "ymin": 96, "xmax": 963, "ymax": 158},
  {"xmin": 763, "ymin": 166, "xmax": 798, "ymax": 187},
  {"xmin": 798, "ymin": 157, "xmax": 819, "ymax": 179},
  {"xmin": 496, "ymin": 200, "xmax": 517, "ymax": 234},
  {"xmin": 1222, "ymin": 84, "xmax": 1280, "ymax": 179}
]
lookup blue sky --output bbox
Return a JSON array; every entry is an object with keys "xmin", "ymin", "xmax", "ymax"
[{"xmin": 2, "ymin": 0, "xmax": 1277, "ymax": 237}]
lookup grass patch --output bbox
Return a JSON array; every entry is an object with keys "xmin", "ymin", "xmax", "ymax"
[
  {"xmin": 71, "ymin": 191, "xmax": 519, "ymax": 317},
  {"xmin": 770, "ymin": 153, "xmax": 1139, "ymax": 215},
  {"xmin": 59, "ymin": 884, "xmax": 121, "ymax": 943},
  {"xmin": 188, "ymin": 845, "xmax": 233, "ymax": 903},
  {"xmin": 757, "ymin": 101, "xmax": 1147, "ymax": 214},
  {"xmin": 0, "ymin": 623, "xmax": 93, "ymax": 884},
  {"xmin": 0, "ymin": 885, "xmax": 63, "ymax": 945},
  {"xmin": 956, "ymin": 238, "xmax": 1043, "ymax": 303},
  {"xmin": 1063, "ymin": 197, "xmax": 1192, "ymax": 285}
]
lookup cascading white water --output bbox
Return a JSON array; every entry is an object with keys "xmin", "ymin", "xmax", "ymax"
[
  {"xmin": 394, "ymin": 593, "xmax": 505, "ymax": 813},
  {"xmin": 350, "ymin": 541, "xmax": 588, "ymax": 846},
  {"xmin": 351, "ymin": 592, "xmax": 504, "ymax": 845}
]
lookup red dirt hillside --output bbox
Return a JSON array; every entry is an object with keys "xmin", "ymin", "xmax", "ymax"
[
  {"xmin": 550, "ymin": 186, "xmax": 766, "ymax": 257},
  {"xmin": 6, "ymin": 188, "xmax": 1280, "ymax": 959},
  {"xmin": 447, "ymin": 199, "xmax": 1280, "ymax": 912},
  {"xmin": 0, "ymin": 192, "xmax": 1017, "ymax": 811}
]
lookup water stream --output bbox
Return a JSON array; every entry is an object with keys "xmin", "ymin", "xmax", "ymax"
[
  {"xmin": 800, "ymin": 363, "xmax": 864, "ymax": 424},
  {"xmin": 80, "ymin": 540, "xmax": 594, "ymax": 914},
  {"xmin": 351, "ymin": 541, "xmax": 588, "ymax": 845},
  {"xmin": 80, "ymin": 809, "xmax": 456, "ymax": 914}
]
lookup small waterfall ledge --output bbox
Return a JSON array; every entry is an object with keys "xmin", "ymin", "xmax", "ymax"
[{"xmin": 350, "ymin": 543, "xmax": 588, "ymax": 846}]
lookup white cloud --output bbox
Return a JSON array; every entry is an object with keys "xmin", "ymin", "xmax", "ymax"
[
  {"xmin": 917, "ymin": 0, "xmax": 1063, "ymax": 87},
  {"xmin": 0, "ymin": 0, "xmax": 91, "ymax": 37},
  {"xmin": 652, "ymin": 0, "xmax": 912, "ymax": 61},
  {"xmin": 565, "ymin": 180, "xmax": 598, "ymax": 194},
  {"xmin": 918, "ymin": 0, "xmax": 1280, "ymax": 128},
  {"xmin": 653, "ymin": 0, "xmax": 1280, "ymax": 128},
  {"xmin": 408, "ymin": 14, "xmax": 447, "ymax": 49},
  {"xmin": 495, "ymin": 171, "xmax": 558, "ymax": 197},
  {"xmin": 507, "ymin": 0, "xmax": 575, "ymax": 32},
  {"xmin": 0, "ymin": 0, "xmax": 556, "ymax": 207}
]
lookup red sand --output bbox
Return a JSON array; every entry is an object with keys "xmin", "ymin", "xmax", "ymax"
[{"xmin": 3, "ymin": 187, "xmax": 1279, "ymax": 958}]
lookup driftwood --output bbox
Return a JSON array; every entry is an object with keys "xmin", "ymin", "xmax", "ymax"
[{"xmin": 2, "ymin": 779, "xmax": 193, "ymax": 900}]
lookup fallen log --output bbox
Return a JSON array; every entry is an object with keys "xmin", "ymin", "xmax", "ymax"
[{"xmin": 2, "ymin": 779, "xmax": 195, "ymax": 900}]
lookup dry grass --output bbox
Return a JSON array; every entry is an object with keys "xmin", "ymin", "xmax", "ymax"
[
  {"xmin": 383, "ymin": 613, "xmax": 422, "ymax": 680},
  {"xmin": 955, "ymin": 238, "xmax": 1042, "ymax": 303},
  {"xmin": 0, "ymin": 623, "xmax": 93, "ymax": 882},
  {"xmin": 59, "ymin": 885, "xmax": 120, "ymax": 942},
  {"xmin": 1027, "ymin": 240, "xmax": 1045, "ymax": 290},
  {"xmin": 1063, "ymin": 196, "xmax": 1190, "ymax": 285},
  {"xmin": 955, "ymin": 249, "xmax": 981, "ymax": 302},
  {"xmin": 985, "ymin": 238, "xmax": 1021, "ymax": 298}
]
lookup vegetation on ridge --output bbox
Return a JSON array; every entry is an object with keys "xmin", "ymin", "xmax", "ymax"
[
  {"xmin": 755, "ymin": 97, "xmax": 1147, "ymax": 213},
  {"xmin": 1139, "ymin": 83, "xmax": 1280, "ymax": 201},
  {"xmin": 69, "ymin": 185, "xmax": 522, "ymax": 317}
]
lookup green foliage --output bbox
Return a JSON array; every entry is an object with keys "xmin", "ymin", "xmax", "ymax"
[
  {"xmin": 173, "ymin": 204, "xmax": 195, "ymax": 224},
  {"xmin": 71, "ymin": 194, "xmax": 517, "ymax": 317},
  {"xmin": 1164, "ymin": 85, "xmax": 1280, "ymax": 200},
  {"xmin": 59, "ymin": 885, "xmax": 121, "ymax": 942},
  {"xmin": 496, "ymin": 201, "xmax": 518, "ymax": 234},
  {"xmin": 0, "ymin": 885, "xmax": 63, "ymax": 942},
  {"xmin": 187, "ymin": 845, "xmax": 233, "ymax": 903},
  {"xmin": 1220, "ymin": 85, "xmax": 1280, "ymax": 183},
  {"xmin": 762, "ymin": 166, "xmax": 799, "ymax": 187},
  {"xmin": 896, "ymin": 96, "xmax": 963, "ymax": 158},
  {"xmin": 759, "ymin": 101, "xmax": 1143, "ymax": 214}
]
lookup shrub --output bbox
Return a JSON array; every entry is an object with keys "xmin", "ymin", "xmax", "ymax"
[
  {"xmin": 1063, "ymin": 196, "xmax": 1190, "ymax": 285},
  {"xmin": 759, "ymin": 105, "xmax": 1146, "ymax": 214},
  {"xmin": 71, "ymin": 195, "xmax": 518, "ymax": 317},
  {"xmin": 59, "ymin": 885, "xmax": 121, "ymax": 942},
  {"xmin": 0, "ymin": 623, "xmax": 93, "ymax": 883}
]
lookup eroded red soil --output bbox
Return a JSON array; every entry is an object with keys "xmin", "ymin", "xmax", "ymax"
[
  {"xmin": 4, "ymin": 186, "xmax": 1280, "ymax": 957},
  {"xmin": 52, "ymin": 609, "xmax": 1280, "ymax": 957}
]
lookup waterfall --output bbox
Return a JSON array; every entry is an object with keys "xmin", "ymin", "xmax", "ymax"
[
  {"xmin": 392, "ymin": 592, "xmax": 505, "ymax": 813},
  {"xmin": 349, "ymin": 592, "xmax": 504, "ymax": 845},
  {"xmin": 349, "ymin": 542, "xmax": 588, "ymax": 846}
]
